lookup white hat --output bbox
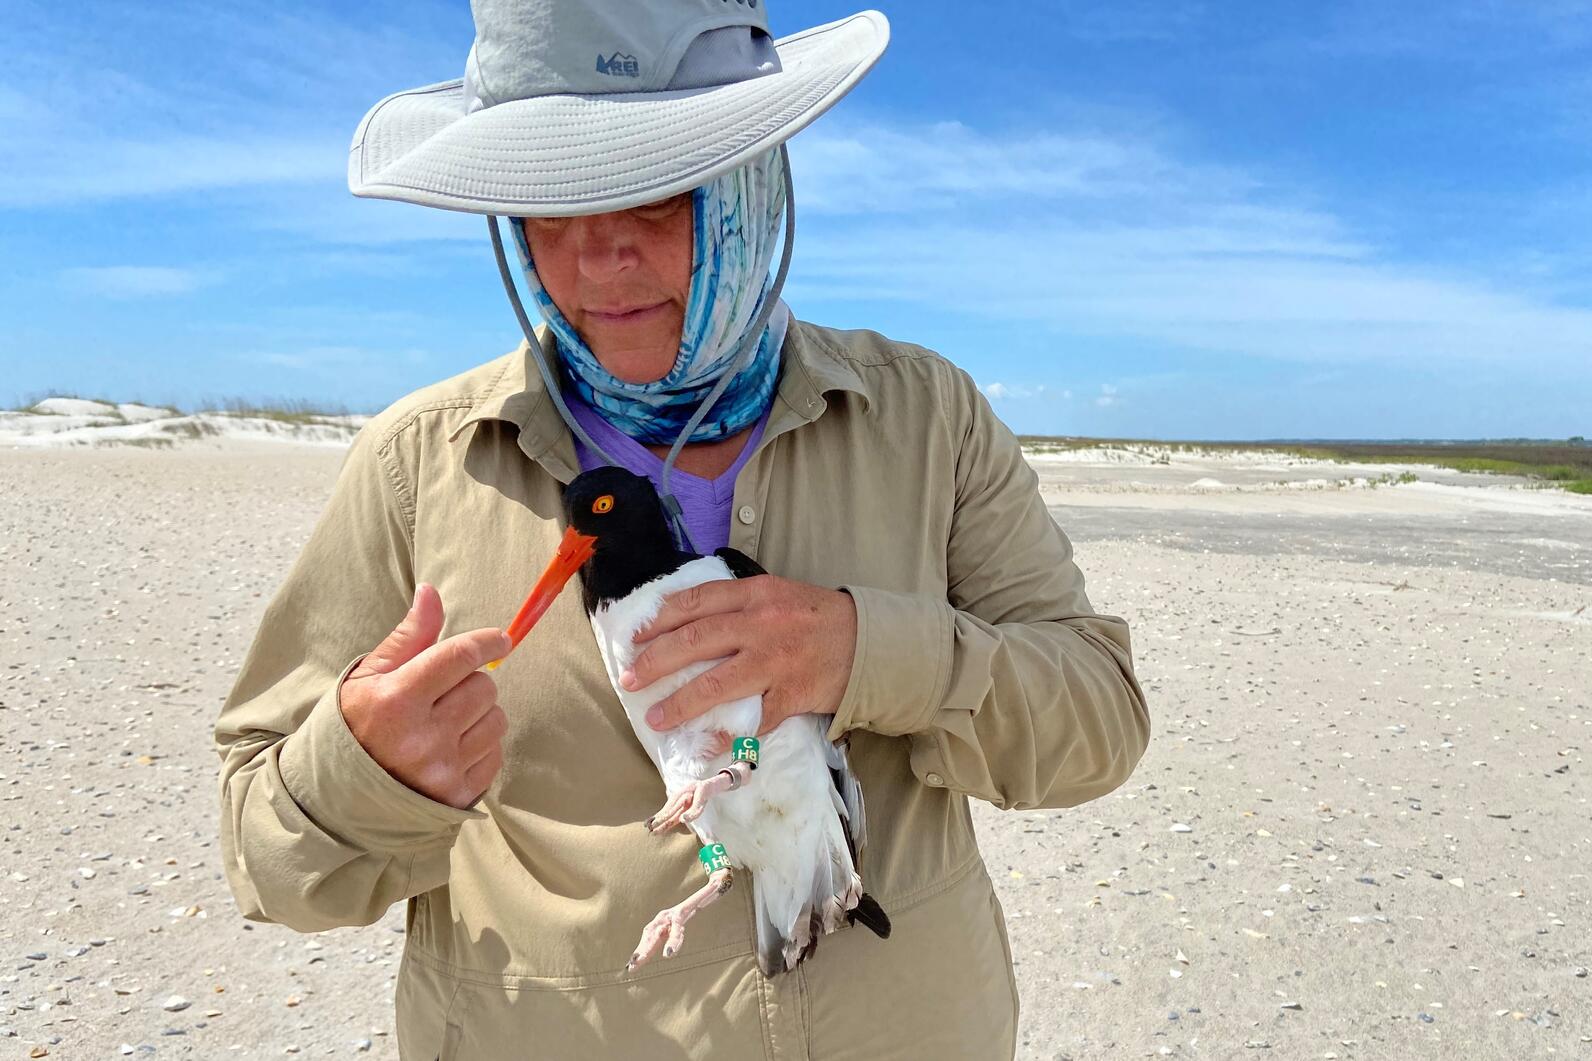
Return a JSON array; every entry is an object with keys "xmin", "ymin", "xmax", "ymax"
[{"xmin": 348, "ymin": 0, "xmax": 889, "ymax": 216}]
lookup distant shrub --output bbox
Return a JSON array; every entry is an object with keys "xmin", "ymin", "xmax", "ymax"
[{"xmin": 206, "ymin": 396, "xmax": 354, "ymax": 425}]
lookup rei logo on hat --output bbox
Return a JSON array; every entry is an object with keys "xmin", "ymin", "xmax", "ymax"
[{"xmin": 597, "ymin": 51, "xmax": 642, "ymax": 77}]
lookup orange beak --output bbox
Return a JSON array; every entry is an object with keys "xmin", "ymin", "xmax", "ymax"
[{"xmin": 486, "ymin": 525, "xmax": 598, "ymax": 670}]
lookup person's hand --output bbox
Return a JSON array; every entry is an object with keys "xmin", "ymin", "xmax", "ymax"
[
  {"xmin": 339, "ymin": 583, "xmax": 512, "ymax": 809},
  {"xmin": 620, "ymin": 575, "xmax": 857, "ymax": 734}
]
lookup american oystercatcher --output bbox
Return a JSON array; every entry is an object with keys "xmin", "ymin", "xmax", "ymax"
[{"xmin": 490, "ymin": 465, "xmax": 889, "ymax": 975}]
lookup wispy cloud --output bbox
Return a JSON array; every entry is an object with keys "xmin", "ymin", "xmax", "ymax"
[
  {"xmin": 0, "ymin": 1, "xmax": 463, "ymax": 210},
  {"xmin": 1307, "ymin": 0, "xmax": 1592, "ymax": 61},
  {"xmin": 231, "ymin": 346, "xmax": 433, "ymax": 372},
  {"xmin": 790, "ymin": 119, "xmax": 1592, "ymax": 371},
  {"xmin": 245, "ymin": 187, "xmax": 485, "ymax": 246},
  {"xmin": 1055, "ymin": 0, "xmax": 1209, "ymax": 45},
  {"xmin": 791, "ymin": 120, "xmax": 1282, "ymax": 225},
  {"xmin": 61, "ymin": 266, "xmax": 213, "ymax": 298},
  {"xmin": 10, "ymin": 134, "xmax": 342, "ymax": 208}
]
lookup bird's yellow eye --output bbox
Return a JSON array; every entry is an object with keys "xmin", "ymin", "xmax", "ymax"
[{"xmin": 592, "ymin": 495, "xmax": 614, "ymax": 514}]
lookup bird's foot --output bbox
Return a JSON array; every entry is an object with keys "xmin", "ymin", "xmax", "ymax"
[
  {"xmin": 645, "ymin": 762, "xmax": 752, "ymax": 834},
  {"xmin": 626, "ymin": 868, "xmax": 734, "ymax": 972}
]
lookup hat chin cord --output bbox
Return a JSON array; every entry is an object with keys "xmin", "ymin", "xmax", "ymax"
[{"xmin": 487, "ymin": 143, "xmax": 797, "ymax": 555}]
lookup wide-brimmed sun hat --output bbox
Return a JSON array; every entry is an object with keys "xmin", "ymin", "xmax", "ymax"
[{"xmin": 348, "ymin": 0, "xmax": 889, "ymax": 216}]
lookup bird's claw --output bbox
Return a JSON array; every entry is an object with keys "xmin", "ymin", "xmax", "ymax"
[
  {"xmin": 625, "ymin": 869, "xmax": 733, "ymax": 973},
  {"xmin": 647, "ymin": 767, "xmax": 744, "ymax": 835}
]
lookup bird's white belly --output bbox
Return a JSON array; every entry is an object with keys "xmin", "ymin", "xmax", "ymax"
[
  {"xmin": 587, "ymin": 556, "xmax": 840, "ymax": 871},
  {"xmin": 589, "ymin": 556, "xmax": 763, "ymax": 779}
]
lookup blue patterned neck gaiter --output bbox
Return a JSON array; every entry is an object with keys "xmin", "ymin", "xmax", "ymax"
[{"xmin": 508, "ymin": 149, "xmax": 789, "ymax": 446}]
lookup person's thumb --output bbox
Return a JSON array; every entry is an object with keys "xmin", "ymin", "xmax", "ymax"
[{"xmin": 349, "ymin": 583, "xmax": 445, "ymax": 680}]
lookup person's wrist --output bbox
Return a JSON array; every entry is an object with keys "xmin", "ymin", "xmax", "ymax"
[{"xmin": 824, "ymin": 587, "xmax": 858, "ymax": 713}]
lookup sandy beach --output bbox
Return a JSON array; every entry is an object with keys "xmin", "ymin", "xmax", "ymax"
[{"xmin": 1, "ymin": 419, "xmax": 1588, "ymax": 1058}]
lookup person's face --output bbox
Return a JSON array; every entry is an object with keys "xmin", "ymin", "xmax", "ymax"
[{"xmin": 521, "ymin": 193, "xmax": 694, "ymax": 384}]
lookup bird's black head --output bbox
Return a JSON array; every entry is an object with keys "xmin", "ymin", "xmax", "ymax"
[{"xmin": 561, "ymin": 466, "xmax": 694, "ymax": 612}]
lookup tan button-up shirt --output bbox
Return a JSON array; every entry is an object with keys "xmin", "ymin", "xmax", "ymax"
[{"xmin": 215, "ymin": 320, "xmax": 1150, "ymax": 1060}]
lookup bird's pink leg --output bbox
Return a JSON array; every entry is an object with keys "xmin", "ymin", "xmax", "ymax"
[
  {"xmin": 645, "ymin": 761, "xmax": 753, "ymax": 835},
  {"xmin": 627, "ymin": 867, "xmax": 734, "ymax": 971}
]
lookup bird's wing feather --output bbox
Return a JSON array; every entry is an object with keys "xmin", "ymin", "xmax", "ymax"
[
  {"xmin": 712, "ymin": 546, "xmax": 768, "ymax": 580},
  {"xmin": 713, "ymin": 545, "xmax": 867, "ymax": 852},
  {"xmin": 823, "ymin": 736, "xmax": 867, "ymax": 856}
]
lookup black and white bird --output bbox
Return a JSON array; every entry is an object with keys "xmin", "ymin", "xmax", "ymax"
[{"xmin": 495, "ymin": 465, "xmax": 889, "ymax": 975}]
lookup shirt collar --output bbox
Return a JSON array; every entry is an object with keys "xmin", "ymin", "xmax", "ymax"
[{"xmin": 447, "ymin": 320, "xmax": 873, "ymax": 480}]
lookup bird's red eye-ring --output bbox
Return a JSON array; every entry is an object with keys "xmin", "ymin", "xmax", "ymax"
[{"xmin": 592, "ymin": 495, "xmax": 614, "ymax": 514}]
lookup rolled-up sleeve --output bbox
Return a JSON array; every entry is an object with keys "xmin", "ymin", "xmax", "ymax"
[
  {"xmin": 831, "ymin": 364, "xmax": 1150, "ymax": 811},
  {"xmin": 215, "ymin": 424, "xmax": 484, "ymax": 933}
]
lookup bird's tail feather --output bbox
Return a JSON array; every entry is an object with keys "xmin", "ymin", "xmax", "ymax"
[
  {"xmin": 846, "ymin": 892, "xmax": 892, "ymax": 939},
  {"xmin": 751, "ymin": 873, "xmax": 794, "ymax": 977},
  {"xmin": 751, "ymin": 816, "xmax": 881, "ymax": 976}
]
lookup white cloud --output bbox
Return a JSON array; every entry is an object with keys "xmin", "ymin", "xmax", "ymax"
[
  {"xmin": 247, "ymin": 188, "xmax": 485, "ymax": 246},
  {"xmin": 61, "ymin": 266, "xmax": 211, "ymax": 298},
  {"xmin": 0, "ymin": 4, "xmax": 460, "ymax": 209},
  {"xmin": 0, "ymin": 58, "xmax": 343, "ymax": 208},
  {"xmin": 231, "ymin": 346, "xmax": 434, "ymax": 373},
  {"xmin": 980, "ymin": 382, "xmax": 1064, "ymax": 401},
  {"xmin": 1056, "ymin": 1, "xmax": 1208, "ymax": 45},
  {"xmin": 7, "ymin": 134, "xmax": 342, "ymax": 208},
  {"xmin": 789, "ymin": 120, "xmax": 1592, "ymax": 370},
  {"xmin": 789, "ymin": 121, "xmax": 1276, "ymax": 224}
]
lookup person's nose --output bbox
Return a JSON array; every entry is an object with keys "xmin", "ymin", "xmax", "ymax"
[{"xmin": 570, "ymin": 214, "xmax": 641, "ymax": 284}]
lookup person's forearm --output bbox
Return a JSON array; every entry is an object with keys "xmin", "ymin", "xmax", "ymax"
[
  {"xmin": 216, "ymin": 422, "xmax": 485, "ymax": 930},
  {"xmin": 829, "ymin": 586, "xmax": 1149, "ymax": 810},
  {"xmin": 218, "ymin": 659, "xmax": 485, "ymax": 932}
]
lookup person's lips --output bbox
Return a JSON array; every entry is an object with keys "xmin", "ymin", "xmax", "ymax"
[{"xmin": 587, "ymin": 301, "xmax": 668, "ymax": 324}]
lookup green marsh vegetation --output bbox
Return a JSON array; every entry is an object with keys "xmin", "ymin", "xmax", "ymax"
[{"xmin": 1017, "ymin": 436, "xmax": 1592, "ymax": 494}]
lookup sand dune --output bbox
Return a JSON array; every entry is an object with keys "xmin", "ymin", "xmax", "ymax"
[{"xmin": 0, "ymin": 400, "xmax": 366, "ymax": 449}]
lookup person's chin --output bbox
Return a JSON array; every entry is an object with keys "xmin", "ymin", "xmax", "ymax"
[
  {"xmin": 585, "ymin": 338, "xmax": 677, "ymax": 384},
  {"xmin": 581, "ymin": 317, "xmax": 680, "ymax": 382}
]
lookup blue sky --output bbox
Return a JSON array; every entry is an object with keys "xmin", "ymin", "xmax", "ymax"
[{"xmin": 2, "ymin": 0, "xmax": 1589, "ymax": 439}]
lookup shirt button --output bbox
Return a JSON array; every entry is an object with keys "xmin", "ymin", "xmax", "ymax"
[
  {"xmin": 925, "ymin": 772, "xmax": 945, "ymax": 787},
  {"xmin": 737, "ymin": 505, "xmax": 756, "ymax": 525}
]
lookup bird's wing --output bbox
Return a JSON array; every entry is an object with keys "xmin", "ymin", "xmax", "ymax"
[
  {"xmin": 712, "ymin": 546, "xmax": 767, "ymax": 580},
  {"xmin": 715, "ymin": 545, "xmax": 866, "ymax": 852},
  {"xmin": 822, "ymin": 736, "xmax": 866, "ymax": 856}
]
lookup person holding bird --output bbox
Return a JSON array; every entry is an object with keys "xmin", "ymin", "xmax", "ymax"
[{"xmin": 215, "ymin": 1, "xmax": 1151, "ymax": 1057}]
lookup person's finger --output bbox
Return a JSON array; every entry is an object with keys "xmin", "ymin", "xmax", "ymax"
[
  {"xmin": 433, "ymin": 670, "xmax": 497, "ymax": 727},
  {"xmin": 645, "ymin": 659, "xmax": 761, "ymax": 730},
  {"xmin": 458, "ymin": 704, "xmax": 508, "ymax": 758},
  {"xmin": 460, "ymin": 744, "xmax": 504, "ymax": 806},
  {"xmin": 752, "ymin": 704, "xmax": 779, "ymax": 737},
  {"xmin": 622, "ymin": 614, "xmax": 743, "ymax": 691},
  {"xmin": 350, "ymin": 583, "xmax": 444, "ymax": 679},
  {"xmin": 403, "ymin": 626, "xmax": 511, "ymax": 703},
  {"xmin": 632, "ymin": 579, "xmax": 749, "ymax": 644}
]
